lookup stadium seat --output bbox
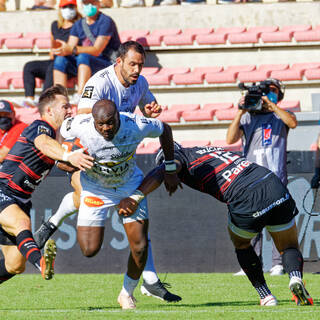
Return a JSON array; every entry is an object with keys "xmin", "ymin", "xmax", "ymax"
[
  {"xmin": 144, "ymin": 74, "xmax": 171, "ymax": 85},
  {"xmin": 15, "ymin": 107, "xmax": 40, "ymax": 124},
  {"xmin": 195, "ymin": 33, "xmax": 227, "ymax": 45},
  {"xmin": 5, "ymin": 38, "xmax": 34, "ymax": 49},
  {"xmin": 280, "ymin": 25, "xmax": 312, "ymax": 33},
  {"xmin": 24, "ymin": 32, "xmax": 51, "ymax": 39},
  {"xmin": 139, "ymin": 141, "xmax": 161, "ymax": 154},
  {"xmin": 0, "ymin": 77, "xmax": 10, "ymax": 89},
  {"xmin": 151, "ymin": 28, "xmax": 182, "ymax": 37},
  {"xmin": 0, "ymin": 32, "xmax": 22, "ymax": 39},
  {"xmin": 203, "ymin": 102, "xmax": 234, "ymax": 111},
  {"xmin": 157, "ymin": 110, "xmax": 181, "ymax": 122},
  {"xmin": 140, "ymin": 67, "xmax": 159, "ymax": 76},
  {"xmin": 258, "ymin": 64, "xmax": 289, "ymax": 72},
  {"xmin": 228, "ymin": 32, "xmax": 259, "ymax": 44},
  {"xmin": 294, "ymin": 30, "xmax": 320, "ymax": 42},
  {"xmin": 270, "ymin": 69, "xmax": 303, "ymax": 81},
  {"xmin": 119, "ymin": 30, "xmax": 149, "ymax": 42},
  {"xmin": 163, "ymin": 34, "xmax": 195, "ymax": 46},
  {"xmin": 237, "ymin": 70, "xmax": 271, "ymax": 83},
  {"xmin": 182, "ymin": 109, "xmax": 215, "ymax": 121},
  {"xmin": 305, "ymin": 68, "xmax": 320, "ymax": 80},
  {"xmin": 225, "ymin": 65, "xmax": 256, "ymax": 73},
  {"xmin": 158, "ymin": 67, "xmax": 190, "ymax": 76},
  {"xmin": 215, "ymin": 27, "xmax": 246, "ymax": 36},
  {"xmin": 35, "ymin": 38, "xmax": 51, "ymax": 49},
  {"xmin": 171, "ymin": 104, "xmax": 200, "ymax": 112},
  {"xmin": 261, "ymin": 31, "xmax": 293, "ymax": 43},
  {"xmin": 180, "ymin": 140, "xmax": 211, "ymax": 148},
  {"xmin": 278, "ymin": 100, "xmax": 301, "ymax": 112},
  {"xmin": 205, "ymin": 72, "xmax": 237, "ymax": 84},
  {"xmin": 246, "ymin": 26, "xmax": 279, "ymax": 36},
  {"xmin": 215, "ymin": 108, "xmax": 238, "ymax": 121},
  {"xmin": 172, "ymin": 72, "xmax": 204, "ymax": 85},
  {"xmin": 291, "ymin": 62, "xmax": 320, "ymax": 72},
  {"xmin": 184, "ymin": 28, "xmax": 214, "ymax": 36},
  {"xmin": 211, "ymin": 139, "xmax": 242, "ymax": 152}
]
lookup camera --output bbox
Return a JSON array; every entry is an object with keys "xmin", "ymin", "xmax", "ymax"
[{"xmin": 238, "ymin": 81, "xmax": 271, "ymax": 112}]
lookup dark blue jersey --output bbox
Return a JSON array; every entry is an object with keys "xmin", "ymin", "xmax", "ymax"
[
  {"xmin": 0, "ymin": 120, "xmax": 56, "ymax": 199},
  {"xmin": 156, "ymin": 145, "xmax": 271, "ymax": 203}
]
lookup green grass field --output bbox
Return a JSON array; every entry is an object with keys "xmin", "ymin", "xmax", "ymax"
[{"xmin": 0, "ymin": 273, "xmax": 319, "ymax": 320}]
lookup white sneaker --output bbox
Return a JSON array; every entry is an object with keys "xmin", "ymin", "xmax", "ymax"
[
  {"xmin": 260, "ymin": 294, "xmax": 278, "ymax": 306},
  {"xmin": 117, "ymin": 292, "xmax": 137, "ymax": 309},
  {"xmin": 69, "ymin": 93, "xmax": 81, "ymax": 105},
  {"xmin": 160, "ymin": 0, "xmax": 177, "ymax": 5},
  {"xmin": 269, "ymin": 265, "xmax": 284, "ymax": 276},
  {"xmin": 121, "ymin": 0, "xmax": 144, "ymax": 7},
  {"xmin": 233, "ymin": 269, "xmax": 246, "ymax": 276}
]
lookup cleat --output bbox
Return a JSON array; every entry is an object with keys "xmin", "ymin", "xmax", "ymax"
[
  {"xmin": 117, "ymin": 292, "xmax": 136, "ymax": 309},
  {"xmin": 34, "ymin": 221, "xmax": 57, "ymax": 249},
  {"xmin": 269, "ymin": 264, "xmax": 284, "ymax": 276},
  {"xmin": 289, "ymin": 277, "xmax": 313, "ymax": 306},
  {"xmin": 260, "ymin": 294, "xmax": 278, "ymax": 306},
  {"xmin": 140, "ymin": 280, "xmax": 182, "ymax": 302},
  {"xmin": 40, "ymin": 239, "xmax": 56, "ymax": 280}
]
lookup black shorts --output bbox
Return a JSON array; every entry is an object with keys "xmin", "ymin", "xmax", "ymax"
[
  {"xmin": 227, "ymin": 173, "xmax": 298, "ymax": 235},
  {"xmin": 0, "ymin": 188, "xmax": 32, "ymax": 246}
]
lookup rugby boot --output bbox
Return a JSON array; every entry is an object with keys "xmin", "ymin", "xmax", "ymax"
[
  {"xmin": 140, "ymin": 280, "xmax": 182, "ymax": 302},
  {"xmin": 260, "ymin": 294, "xmax": 278, "ymax": 306},
  {"xmin": 117, "ymin": 292, "xmax": 136, "ymax": 309},
  {"xmin": 40, "ymin": 239, "xmax": 56, "ymax": 280},
  {"xmin": 34, "ymin": 221, "xmax": 57, "ymax": 249},
  {"xmin": 289, "ymin": 277, "xmax": 313, "ymax": 306}
]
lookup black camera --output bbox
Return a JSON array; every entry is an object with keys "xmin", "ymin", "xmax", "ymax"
[{"xmin": 238, "ymin": 81, "xmax": 272, "ymax": 112}]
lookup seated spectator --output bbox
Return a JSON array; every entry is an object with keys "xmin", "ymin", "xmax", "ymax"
[
  {"xmin": 28, "ymin": 0, "xmax": 57, "ymax": 10},
  {"xmin": 52, "ymin": 0, "xmax": 121, "ymax": 104},
  {"xmin": 20, "ymin": 0, "xmax": 81, "ymax": 108},
  {"xmin": 0, "ymin": 101, "xmax": 27, "ymax": 162}
]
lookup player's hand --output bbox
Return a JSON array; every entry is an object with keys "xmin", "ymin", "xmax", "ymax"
[
  {"xmin": 164, "ymin": 172, "xmax": 183, "ymax": 196},
  {"xmin": 144, "ymin": 101, "xmax": 163, "ymax": 118},
  {"xmin": 67, "ymin": 149, "xmax": 94, "ymax": 171},
  {"xmin": 117, "ymin": 197, "xmax": 138, "ymax": 216}
]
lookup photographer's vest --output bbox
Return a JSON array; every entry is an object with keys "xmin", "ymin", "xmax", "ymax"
[{"xmin": 239, "ymin": 112, "xmax": 290, "ymax": 185}]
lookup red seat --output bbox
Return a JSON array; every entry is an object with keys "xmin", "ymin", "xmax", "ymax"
[
  {"xmin": 203, "ymin": 102, "xmax": 233, "ymax": 111},
  {"xmin": 119, "ymin": 30, "xmax": 149, "ymax": 42},
  {"xmin": 184, "ymin": 28, "xmax": 214, "ymax": 36},
  {"xmin": 35, "ymin": 38, "xmax": 51, "ymax": 49},
  {"xmin": 228, "ymin": 32, "xmax": 259, "ymax": 44},
  {"xmin": 211, "ymin": 139, "xmax": 242, "ymax": 152},
  {"xmin": 281, "ymin": 25, "xmax": 312, "ymax": 33},
  {"xmin": 138, "ymin": 141, "xmax": 161, "ymax": 154},
  {"xmin": 305, "ymin": 68, "xmax": 320, "ymax": 80},
  {"xmin": 291, "ymin": 62, "xmax": 320, "ymax": 72},
  {"xmin": 182, "ymin": 109, "xmax": 215, "ymax": 121},
  {"xmin": 180, "ymin": 140, "xmax": 211, "ymax": 148},
  {"xmin": 157, "ymin": 110, "xmax": 181, "ymax": 122},
  {"xmin": 205, "ymin": 72, "xmax": 237, "ymax": 84},
  {"xmin": 0, "ymin": 77, "xmax": 10, "ymax": 89},
  {"xmin": 158, "ymin": 67, "xmax": 190, "ymax": 76},
  {"xmin": 151, "ymin": 28, "xmax": 182, "ymax": 37},
  {"xmin": 270, "ymin": 69, "xmax": 303, "ymax": 81},
  {"xmin": 215, "ymin": 108, "xmax": 238, "ymax": 120},
  {"xmin": 163, "ymin": 34, "xmax": 194, "ymax": 46},
  {"xmin": 15, "ymin": 108, "xmax": 40, "ymax": 124},
  {"xmin": 171, "ymin": 104, "xmax": 200, "ymax": 112},
  {"xmin": 261, "ymin": 31, "xmax": 293, "ymax": 43},
  {"xmin": 246, "ymin": 26, "xmax": 279, "ymax": 36},
  {"xmin": 237, "ymin": 70, "xmax": 270, "ymax": 83},
  {"xmin": 172, "ymin": 72, "xmax": 204, "ymax": 85},
  {"xmin": 2, "ymin": 71, "xmax": 22, "ymax": 79},
  {"xmin": 0, "ymin": 32, "xmax": 22, "ymax": 39},
  {"xmin": 136, "ymin": 35, "xmax": 162, "ymax": 47},
  {"xmin": 225, "ymin": 65, "xmax": 256, "ymax": 73},
  {"xmin": 5, "ymin": 38, "xmax": 34, "ymax": 49},
  {"xmin": 140, "ymin": 67, "xmax": 159, "ymax": 76},
  {"xmin": 24, "ymin": 32, "xmax": 51, "ymax": 39},
  {"xmin": 278, "ymin": 100, "xmax": 301, "ymax": 112},
  {"xmin": 193, "ymin": 66, "xmax": 224, "ymax": 75},
  {"xmin": 215, "ymin": 27, "xmax": 246, "ymax": 36},
  {"xmin": 144, "ymin": 74, "xmax": 171, "ymax": 85},
  {"xmin": 195, "ymin": 33, "xmax": 227, "ymax": 45},
  {"xmin": 294, "ymin": 30, "xmax": 320, "ymax": 42},
  {"xmin": 258, "ymin": 64, "xmax": 289, "ymax": 72}
]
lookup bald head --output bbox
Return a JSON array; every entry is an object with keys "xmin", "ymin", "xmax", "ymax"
[{"xmin": 92, "ymin": 99, "xmax": 120, "ymax": 140}]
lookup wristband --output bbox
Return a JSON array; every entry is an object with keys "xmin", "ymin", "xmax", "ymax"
[
  {"xmin": 164, "ymin": 160, "xmax": 177, "ymax": 172},
  {"xmin": 129, "ymin": 190, "xmax": 145, "ymax": 204},
  {"xmin": 62, "ymin": 151, "xmax": 72, "ymax": 162}
]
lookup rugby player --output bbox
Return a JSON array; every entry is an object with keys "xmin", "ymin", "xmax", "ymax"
[
  {"xmin": 118, "ymin": 143, "xmax": 313, "ymax": 307},
  {"xmin": 34, "ymin": 40, "xmax": 182, "ymax": 303},
  {"xmin": 0, "ymin": 85, "xmax": 93, "ymax": 284},
  {"xmin": 59, "ymin": 99, "xmax": 180, "ymax": 309}
]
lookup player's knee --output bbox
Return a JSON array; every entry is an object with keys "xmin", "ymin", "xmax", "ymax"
[
  {"xmin": 80, "ymin": 244, "xmax": 101, "ymax": 258},
  {"xmin": 131, "ymin": 241, "xmax": 148, "ymax": 261}
]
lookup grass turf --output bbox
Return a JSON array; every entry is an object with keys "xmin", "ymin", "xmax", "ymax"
[{"xmin": 0, "ymin": 273, "xmax": 319, "ymax": 319}]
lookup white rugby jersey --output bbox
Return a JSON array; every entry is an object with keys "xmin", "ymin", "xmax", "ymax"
[
  {"xmin": 77, "ymin": 64, "xmax": 155, "ymax": 112},
  {"xmin": 60, "ymin": 112, "xmax": 163, "ymax": 188}
]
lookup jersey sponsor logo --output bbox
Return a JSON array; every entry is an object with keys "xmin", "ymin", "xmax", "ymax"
[
  {"xmin": 84, "ymin": 196, "xmax": 104, "ymax": 207},
  {"xmin": 196, "ymin": 146, "xmax": 224, "ymax": 155},
  {"xmin": 37, "ymin": 125, "xmax": 50, "ymax": 135},
  {"xmin": 82, "ymin": 86, "xmax": 94, "ymax": 99},
  {"xmin": 252, "ymin": 193, "xmax": 290, "ymax": 218},
  {"xmin": 221, "ymin": 160, "xmax": 251, "ymax": 182},
  {"xmin": 65, "ymin": 117, "xmax": 74, "ymax": 131},
  {"xmin": 262, "ymin": 123, "xmax": 272, "ymax": 146}
]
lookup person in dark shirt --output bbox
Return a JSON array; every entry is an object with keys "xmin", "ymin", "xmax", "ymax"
[
  {"xmin": 117, "ymin": 143, "xmax": 313, "ymax": 307},
  {"xmin": 0, "ymin": 84, "xmax": 93, "ymax": 285},
  {"xmin": 21, "ymin": 0, "xmax": 82, "ymax": 108}
]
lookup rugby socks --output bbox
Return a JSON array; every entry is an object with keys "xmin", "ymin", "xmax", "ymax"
[
  {"xmin": 16, "ymin": 230, "xmax": 42, "ymax": 271},
  {"xmin": 142, "ymin": 237, "xmax": 159, "ymax": 285},
  {"xmin": 282, "ymin": 247, "xmax": 303, "ymax": 279},
  {"xmin": 236, "ymin": 246, "xmax": 271, "ymax": 298},
  {"xmin": 49, "ymin": 192, "xmax": 77, "ymax": 227},
  {"xmin": 0, "ymin": 259, "xmax": 14, "ymax": 284},
  {"xmin": 121, "ymin": 273, "xmax": 139, "ymax": 296}
]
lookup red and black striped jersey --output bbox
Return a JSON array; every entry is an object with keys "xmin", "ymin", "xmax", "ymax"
[{"xmin": 0, "ymin": 120, "xmax": 56, "ymax": 199}]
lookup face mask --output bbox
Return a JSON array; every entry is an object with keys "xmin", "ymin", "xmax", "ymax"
[
  {"xmin": 266, "ymin": 91, "xmax": 278, "ymax": 104},
  {"xmin": 83, "ymin": 4, "xmax": 97, "ymax": 17},
  {"xmin": 0, "ymin": 117, "xmax": 12, "ymax": 131},
  {"xmin": 61, "ymin": 7, "xmax": 77, "ymax": 20}
]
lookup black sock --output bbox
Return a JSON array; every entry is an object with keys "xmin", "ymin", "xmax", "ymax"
[
  {"xmin": 236, "ymin": 246, "xmax": 267, "ymax": 288},
  {"xmin": 16, "ymin": 230, "xmax": 41, "ymax": 270},
  {"xmin": 282, "ymin": 247, "xmax": 303, "ymax": 279},
  {"xmin": 0, "ymin": 259, "xmax": 14, "ymax": 284}
]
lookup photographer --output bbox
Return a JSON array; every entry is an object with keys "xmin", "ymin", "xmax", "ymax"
[{"xmin": 226, "ymin": 78, "xmax": 297, "ymax": 276}]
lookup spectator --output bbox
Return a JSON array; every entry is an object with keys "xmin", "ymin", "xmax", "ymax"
[
  {"xmin": 28, "ymin": 0, "xmax": 57, "ymax": 10},
  {"xmin": 226, "ymin": 78, "xmax": 297, "ymax": 276},
  {"xmin": 120, "ymin": 0, "xmax": 144, "ymax": 7},
  {"xmin": 20, "ymin": 0, "xmax": 81, "ymax": 108},
  {"xmin": 52, "ymin": 0, "xmax": 121, "ymax": 104},
  {"xmin": 0, "ymin": 100, "xmax": 27, "ymax": 162}
]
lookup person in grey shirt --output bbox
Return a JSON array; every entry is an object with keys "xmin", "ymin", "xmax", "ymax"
[{"xmin": 226, "ymin": 78, "xmax": 297, "ymax": 276}]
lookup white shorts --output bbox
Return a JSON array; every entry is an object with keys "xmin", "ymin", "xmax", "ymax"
[{"xmin": 77, "ymin": 169, "xmax": 148, "ymax": 227}]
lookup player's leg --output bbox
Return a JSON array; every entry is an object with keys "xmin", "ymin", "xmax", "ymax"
[
  {"xmin": 228, "ymin": 223, "xmax": 277, "ymax": 306},
  {"xmin": 268, "ymin": 221, "xmax": 313, "ymax": 305},
  {"xmin": 0, "ymin": 204, "xmax": 56, "ymax": 280},
  {"xmin": 34, "ymin": 171, "xmax": 81, "ymax": 248}
]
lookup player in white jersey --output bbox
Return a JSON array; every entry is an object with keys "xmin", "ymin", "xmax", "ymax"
[
  {"xmin": 34, "ymin": 41, "xmax": 182, "ymax": 303},
  {"xmin": 60, "ymin": 99, "xmax": 180, "ymax": 309}
]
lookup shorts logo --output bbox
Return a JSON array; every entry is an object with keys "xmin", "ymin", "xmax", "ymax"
[
  {"xmin": 84, "ymin": 196, "xmax": 104, "ymax": 207},
  {"xmin": 82, "ymin": 86, "xmax": 94, "ymax": 99}
]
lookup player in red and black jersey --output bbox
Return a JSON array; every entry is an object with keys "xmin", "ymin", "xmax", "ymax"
[
  {"xmin": 0, "ymin": 85, "xmax": 93, "ymax": 285},
  {"xmin": 117, "ymin": 143, "xmax": 313, "ymax": 307}
]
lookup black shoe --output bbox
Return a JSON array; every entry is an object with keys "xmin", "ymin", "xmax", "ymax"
[
  {"xmin": 34, "ymin": 221, "xmax": 57, "ymax": 249},
  {"xmin": 140, "ymin": 280, "xmax": 182, "ymax": 302}
]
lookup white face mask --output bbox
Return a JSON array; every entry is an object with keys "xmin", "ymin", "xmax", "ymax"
[{"xmin": 61, "ymin": 7, "xmax": 77, "ymax": 20}]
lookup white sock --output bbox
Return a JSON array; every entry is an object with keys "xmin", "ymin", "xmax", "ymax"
[
  {"xmin": 122, "ymin": 273, "xmax": 139, "ymax": 296},
  {"xmin": 142, "ymin": 236, "xmax": 159, "ymax": 285},
  {"xmin": 49, "ymin": 192, "xmax": 77, "ymax": 227}
]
